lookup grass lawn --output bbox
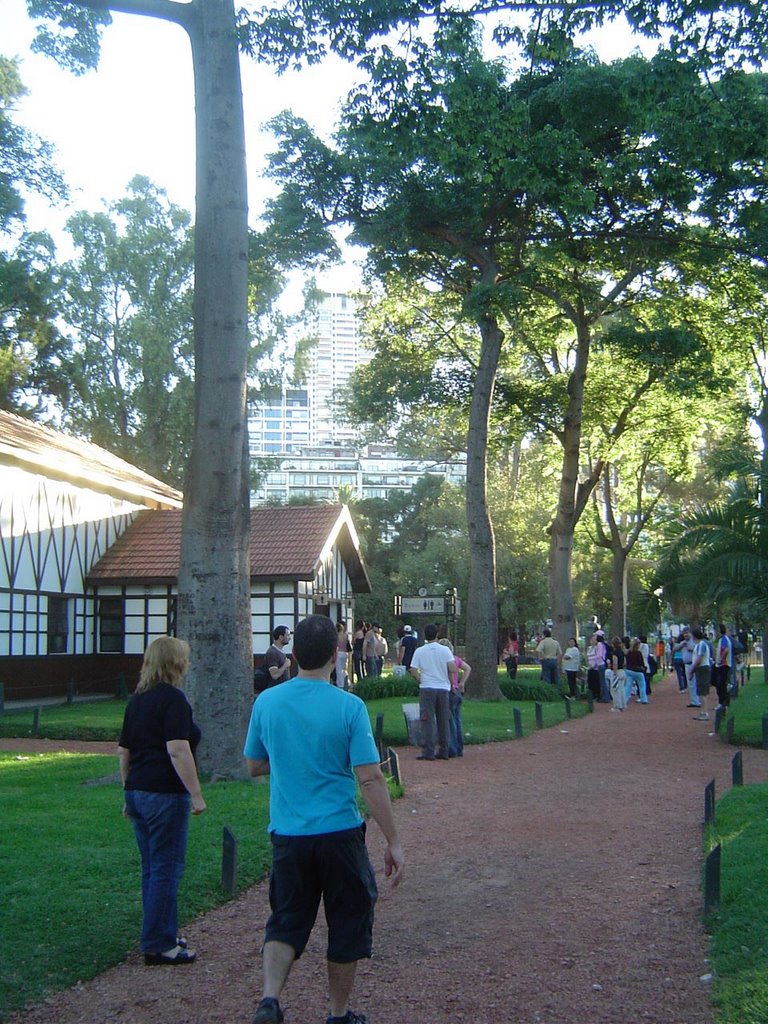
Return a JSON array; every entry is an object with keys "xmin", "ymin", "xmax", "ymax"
[
  {"xmin": 368, "ymin": 691, "xmax": 588, "ymax": 748},
  {"xmin": 0, "ymin": 750, "xmax": 272, "ymax": 1021},
  {"xmin": 3, "ymin": 670, "xmax": 765, "ymax": 1022},
  {"xmin": 0, "ymin": 700, "xmax": 124, "ymax": 741},
  {"xmin": 706, "ymin": 782, "xmax": 768, "ymax": 1023},
  {"xmin": 716, "ymin": 669, "xmax": 767, "ymax": 746}
]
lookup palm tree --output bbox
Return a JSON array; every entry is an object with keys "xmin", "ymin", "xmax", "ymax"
[{"xmin": 658, "ymin": 457, "xmax": 768, "ymax": 676}]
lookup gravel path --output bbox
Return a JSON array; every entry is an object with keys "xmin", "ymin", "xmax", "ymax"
[{"xmin": 6, "ymin": 672, "xmax": 766, "ymax": 1024}]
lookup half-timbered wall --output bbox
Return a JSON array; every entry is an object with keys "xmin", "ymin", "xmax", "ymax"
[{"xmin": 0, "ymin": 467, "xmax": 144, "ymax": 657}]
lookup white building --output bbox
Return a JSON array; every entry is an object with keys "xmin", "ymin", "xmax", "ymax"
[
  {"xmin": 251, "ymin": 444, "xmax": 467, "ymax": 505},
  {"xmin": 0, "ymin": 411, "xmax": 371, "ymax": 700}
]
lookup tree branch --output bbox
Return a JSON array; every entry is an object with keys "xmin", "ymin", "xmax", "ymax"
[{"xmin": 65, "ymin": 0, "xmax": 195, "ymax": 30}]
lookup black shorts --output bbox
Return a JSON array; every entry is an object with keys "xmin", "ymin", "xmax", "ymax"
[
  {"xmin": 266, "ymin": 825, "xmax": 378, "ymax": 962},
  {"xmin": 695, "ymin": 665, "xmax": 712, "ymax": 695}
]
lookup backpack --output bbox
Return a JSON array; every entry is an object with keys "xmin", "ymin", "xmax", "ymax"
[
  {"xmin": 253, "ymin": 665, "xmax": 270, "ymax": 692},
  {"xmin": 648, "ymin": 654, "xmax": 658, "ymax": 677}
]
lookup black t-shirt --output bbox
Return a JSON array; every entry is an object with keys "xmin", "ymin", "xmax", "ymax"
[
  {"xmin": 119, "ymin": 683, "xmax": 201, "ymax": 794},
  {"xmin": 399, "ymin": 634, "xmax": 418, "ymax": 667}
]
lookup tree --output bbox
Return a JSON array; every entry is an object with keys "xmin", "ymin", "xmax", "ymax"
[
  {"xmin": 27, "ymin": 0, "xmax": 252, "ymax": 775},
  {"xmin": 0, "ymin": 55, "xmax": 68, "ymax": 413},
  {"xmin": 265, "ymin": 34, "xmax": 768, "ymax": 681},
  {"xmin": 58, "ymin": 176, "xmax": 194, "ymax": 486},
  {"xmin": 658, "ymin": 453, "xmax": 768, "ymax": 676},
  {"xmin": 28, "ymin": 0, "xmax": 768, "ymax": 762}
]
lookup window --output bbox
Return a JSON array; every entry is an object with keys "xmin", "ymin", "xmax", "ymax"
[
  {"xmin": 99, "ymin": 596, "xmax": 124, "ymax": 653},
  {"xmin": 47, "ymin": 596, "xmax": 69, "ymax": 654}
]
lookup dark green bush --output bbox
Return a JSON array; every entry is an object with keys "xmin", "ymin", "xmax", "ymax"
[
  {"xmin": 353, "ymin": 675, "xmax": 419, "ymax": 701},
  {"xmin": 499, "ymin": 678, "xmax": 566, "ymax": 703}
]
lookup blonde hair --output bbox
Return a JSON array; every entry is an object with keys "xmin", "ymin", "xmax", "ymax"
[
  {"xmin": 137, "ymin": 636, "xmax": 190, "ymax": 693},
  {"xmin": 437, "ymin": 637, "xmax": 455, "ymax": 653}
]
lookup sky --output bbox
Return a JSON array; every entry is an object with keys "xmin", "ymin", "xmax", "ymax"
[
  {"xmin": 1, "ymin": 2, "xmax": 650, "ymax": 289},
  {"xmin": 1, "ymin": 0, "xmax": 364, "ymax": 289}
]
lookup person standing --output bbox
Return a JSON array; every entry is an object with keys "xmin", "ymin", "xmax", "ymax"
[
  {"xmin": 397, "ymin": 625, "xmax": 418, "ymax": 669},
  {"xmin": 264, "ymin": 626, "xmax": 292, "ymax": 686},
  {"xmin": 691, "ymin": 626, "xmax": 712, "ymax": 721},
  {"xmin": 608, "ymin": 636, "xmax": 627, "ymax": 711},
  {"xmin": 639, "ymin": 634, "xmax": 652, "ymax": 697},
  {"xmin": 502, "ymin": 631, "xmax": 519, "ymax": 679},
  {"xmin": 373, "ymin": 625, "xmax": 388, "ymax": 676},
  {"xmin": 118, "ymin": 636, "xmax": 206, "ymax": 966},
  {"xmin": 363, "ymin": 621, "xmax": 378, "ymax": 678},
  {"xmin": 438, "ymin": 637, "xmax": 470, "ymax": 757},
  {"xmin": 244, "ymin": 614, "xmax": 404, "ymax": 1024},
  {"xmin": 335, "ymin": 621, "xmax": 351, "ymax": 689},
  {"xmin": 409, "ymin": 622, "xmax": 458, "ymax": 761},
  {"xmin": 624, "ymin": 638, "xmax": 649, "ymax": 705},
  {"xmin": 680, "ymin": 629, "xmax": 700, "ymax": 708},
  {"xmin": 536, "ymin": 628, "xmax": 562, "ymax": 687},
  {"xmin": 594, "ymin": 630, "xmax": 611, "ymax": 702},
  {"xmin": 351, "ymin": 620, "xmax": 366, "ymax": 683},
  {"xmin": 562, "ymin": 638, "xmax": 581, "ymax": 698},
  {"xmin": 671, "ymin": 633, "xmax": 688, "ymax": 694},
  {"xmin": 713, "ymin": 623, "xmax": 733, "ymax": 714}
]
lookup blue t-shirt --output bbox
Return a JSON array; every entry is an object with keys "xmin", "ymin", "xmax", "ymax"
[{"xmin": 243, "ymin": 677, "xmax": 380, "ymax": 836}]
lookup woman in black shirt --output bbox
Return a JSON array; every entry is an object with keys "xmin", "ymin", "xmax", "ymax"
[{"xmin": 118, "ymin": 636, "xmax": 205, "ymax": 966}]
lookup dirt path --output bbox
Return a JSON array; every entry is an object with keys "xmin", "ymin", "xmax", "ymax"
[{"xmin": 7, "ymin": 674, "xmax": 766, "ymax": 1024}]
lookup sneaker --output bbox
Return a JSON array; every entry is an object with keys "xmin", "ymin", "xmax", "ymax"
[
  {"xmin": 693, "ymin": 713, "xmax": 710, "ymax": 721},
  {"xmin": 253, "ymin": 998, "xmax": 284, "ymax": 1024},
  {"xmin": 686, "ymin": 703, "xmax": 701, "ymax": 708},
  {"xmin": 714, "ymin": 704, "xmax": 724, "ymax": 712},
  {"xmin": 327, "ymin": 1013, "xmax": 369, "ymax": 1024}
]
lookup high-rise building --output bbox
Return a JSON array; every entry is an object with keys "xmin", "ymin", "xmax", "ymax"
[
  {"xmin": 248, "ymin": 388, "xmax": 310, "ymax": 456},
  {"xmin": 248, "ymin": 290, "xmax": 467, "ymax": 503},
  {"xmin": 306, "ymin": 290, "xmax": 369, "ymax": 447}
]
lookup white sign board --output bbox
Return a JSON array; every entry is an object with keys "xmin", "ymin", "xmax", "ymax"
[{"xmin": 401, "ymin": 596, "xmax": 445, "ymax": 614}]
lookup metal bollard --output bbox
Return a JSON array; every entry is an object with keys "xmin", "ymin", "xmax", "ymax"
[{"xmin": 704, "ymin": 843, "xmax": 721, "ymax": 916}]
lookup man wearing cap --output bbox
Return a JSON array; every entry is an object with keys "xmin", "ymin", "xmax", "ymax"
[{"xmin": 398, "ymin": 625, "xmax": 418, "ymax": 670}]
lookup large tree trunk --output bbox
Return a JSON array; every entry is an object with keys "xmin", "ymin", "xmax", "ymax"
[
  {"xmin": 609, "ymin": 546, "xmax": 628, "ymax": 639},
  {"xmin": 547, "ymin": 314, "xmax": 599, "ymax": 648},
  {"xmin": 464, "ymin": 313, "xmax": 504, "ymax": 700},
  {"xmin": 176, "ymin": 0, "xmax": 253, "ymax": 776}
]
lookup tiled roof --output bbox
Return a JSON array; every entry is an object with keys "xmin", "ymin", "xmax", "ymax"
[
  {"xmin": 87, "ymin": 504, "xmax": 371, "ymax": 591},
  {"xmin": 0, "ymin": 409, "xmax": 182, "ymax": 509}
]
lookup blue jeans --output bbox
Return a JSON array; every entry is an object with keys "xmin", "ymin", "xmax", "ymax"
[
  {"xmin": 540, "ymin": 658, "xmax": 559, "ymax": 685},
  {"xmin": 624, "ymin": 669, "xmax": 648, "ymax": 703},
  {"xmin": 449, "ymin": 691, "xmax": 464, "ymax": 756},
  {"xmin": 365, "ymin": 656, "xmax": 378, "ymax": 677},
  {"xmin": 673, "ymin": 661, "xmax": 687, "ymax": 691},
  {"xmin": 125, "ymin": 790, "xmax": 190, "ymax": 954}
]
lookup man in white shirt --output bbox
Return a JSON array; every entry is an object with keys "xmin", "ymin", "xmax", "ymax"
[
  {"xmin": 691, "ymin": 626, "xmax": 712, "ymax": 721},
  {"xmin": 408, "ymin": 623, "xmax": 457, "ymax": 761}
]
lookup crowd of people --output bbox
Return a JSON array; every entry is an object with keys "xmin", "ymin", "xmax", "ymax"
[
  {"xmin": 505, "ymin": 622, "xmax": 747, "ymax": 723},
  {"xmin": 116, "ymin": 612, "xmax": 750, "ymax": 1024}
]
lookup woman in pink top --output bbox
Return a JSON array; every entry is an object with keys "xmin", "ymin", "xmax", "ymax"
[{"xmin": 439, "ymin": 638, "xmax": 471, "ymax": 758}]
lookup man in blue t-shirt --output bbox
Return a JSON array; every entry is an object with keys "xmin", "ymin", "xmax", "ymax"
[{"xmin": 244, "ymin": 614, "xmax": 404, "ymax": 1024}]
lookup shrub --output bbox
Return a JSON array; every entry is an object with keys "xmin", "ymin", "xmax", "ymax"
[
  {"xmin": 499, "ymin": 677, "xmax": 566, "ymax": 703},
  {"xmin": 353, "ymin": 675, "xmax": 419, "ymax": 701}
]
